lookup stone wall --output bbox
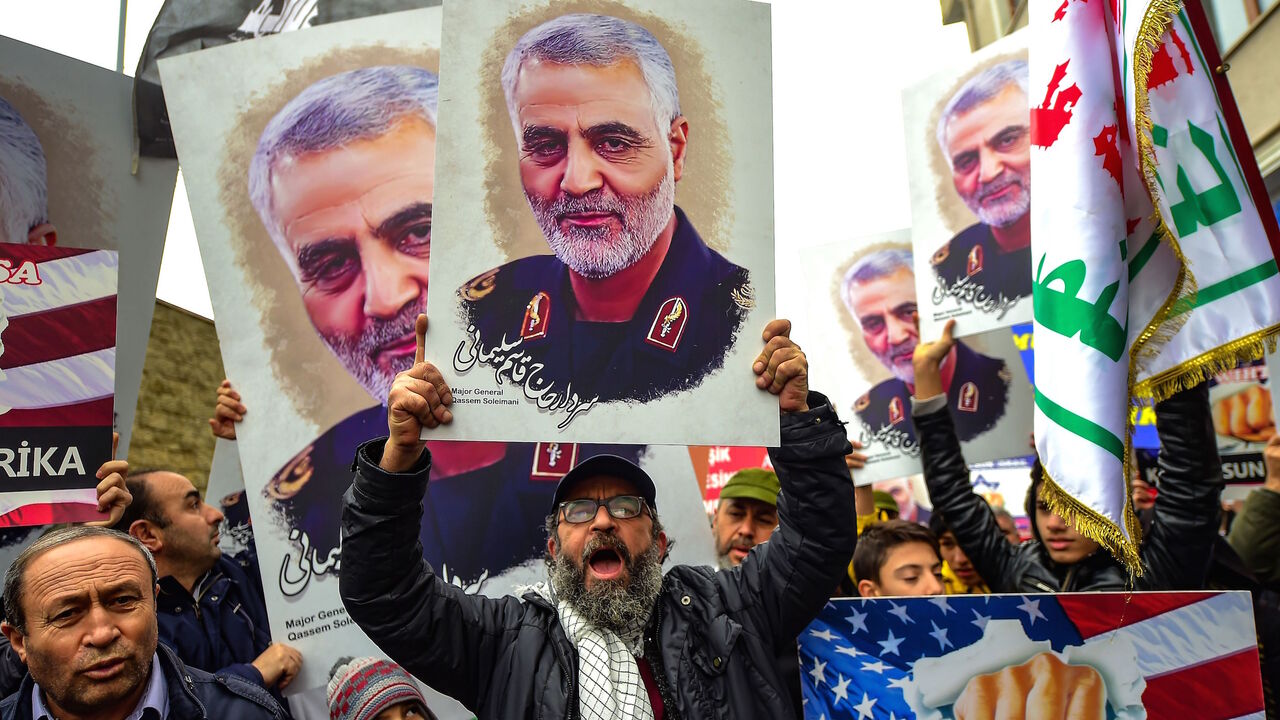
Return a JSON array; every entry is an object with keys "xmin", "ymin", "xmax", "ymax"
[{"xmin": 128, "ymin": 302, "xmax": 224, "ymax": 492}]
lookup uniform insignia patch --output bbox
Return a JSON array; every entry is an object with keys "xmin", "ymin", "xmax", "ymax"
[
  {"xmin": 854, "ymin": 393, "xmax": 871, "ymax": 412},
  {"xmin": 731, "ymin": 282, "xmax": 756, "ymax": 310},
  {"xmin": 266, "ymin": 445, "xmax": 314, "ymax": 500},
  {"xmin": 888, "ymin": 396, "xmax": 905, "ymax": 425},
  {"xmin": 932, "ymin": 244, "xmax": 951, "ymax": 265},
  {"xmin": 521, "ymin": 292, "xmax": 550, "ymax": 341},
  {"xmin": 460, "ymin": 268, "xmax": 499, "ymax": 301},
  {"xmin": 957, "ymin": 381, "xmax": 980, "ymax": 413},
  {"xmin": 531, "ymin": 442, "xmax": 578, "ymax": 480},
  {"xmin": 646, "ymin": 297, "xmax": 688, "ymax": 352},
  {"xmin": 966, "ymin": 245, "xmax": 984, "ymax": 277}
]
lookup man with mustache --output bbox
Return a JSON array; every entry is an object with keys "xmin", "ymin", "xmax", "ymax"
[
  {"xmin": 240, "ymin": 65, "xmax": 643, "ymax": 589},
  {"xmin": 841, "ymin": 247, "xmax": 1010, "ymax": 445},
  {"xmin": 340, "ymin": 317, "xmax": 856, "ymax": 719},
  {"xmin": 929, "ymin": 60, "xmax": 1032, "ymax": 304},
  {"xmin": 711, "ymin": 468, "xmax": 779, "ymax": 569},
  {"xmin": 458, "ymin": 13, "xmax": 752, "ymax": 405},
  {"xmin": 111, "ymin": 470, "xmax": 301, "ymax": 699},
  {"xmin": 0, "ymin": 527, "xmax": 285, "ymax": 719}
]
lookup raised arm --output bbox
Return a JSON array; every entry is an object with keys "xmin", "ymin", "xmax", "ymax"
[
  {"xmin": 912, "ymin": 320, "xmax": 1026, "ymax": 592},
  {"xmin": 339, "ymin": 315, "xmax": 524, "ymax": 707},
  {"xmin": 1139, "ymin": 381, "xmax": 1223, "ymax": 590},
  {"xmin": 729, "ymin": 320, "xmax": 856, "ymax": 646}
]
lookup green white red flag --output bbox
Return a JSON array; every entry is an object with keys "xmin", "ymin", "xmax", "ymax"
[{"xmin": 1030, "ymin": 0, "xmax": 1280, "ymax": 571}]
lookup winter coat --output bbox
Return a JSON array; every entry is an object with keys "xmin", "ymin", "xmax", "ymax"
[
  {"xmin": 917, "ymin": 383, "xmax": 1222, "ymax": 592},
  {"xmin": 339, "ymin": 393, "xmax": 855, "ymax": 719},
  {"xmin": 0, "ymin": 643, "xmax": 285, "ymax": 719}
]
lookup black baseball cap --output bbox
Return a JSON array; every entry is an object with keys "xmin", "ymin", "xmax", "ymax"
[{"xmin": 550, "ymin": 454, "xmax": 658, "ymax": 513}]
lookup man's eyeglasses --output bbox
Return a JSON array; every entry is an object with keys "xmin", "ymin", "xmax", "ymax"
[{"xmin": 558, "ymin": 496, "xmax": 648, "ymax": 524}]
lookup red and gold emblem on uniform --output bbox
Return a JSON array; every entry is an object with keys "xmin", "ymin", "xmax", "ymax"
[
  {"xmin": 888, "ymin": 396, "xmax": 905, "ymax": 425},
  {"xmin": 521, "ymin": 292, "xmax": 550, "ymax": 340},
  {"xmin": 958, "ymin": 381, "xmax": 979, "ymax": 413},
  {"xmin": 646, "ymin": 297, "xmax": 688, "ymax": 352},
  {"xmin": 966, "ymin": 245, "xmax": 984, "ymax": 277},
  {"xmin": 531, "ymin": 442, "xmax": 578, "ymax": 480}
]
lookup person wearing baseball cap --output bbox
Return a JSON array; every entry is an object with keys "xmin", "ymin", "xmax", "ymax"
[
  {"xmin": 340, "ymin": 316, "xmax": 856, "ymax": 719},
  {"xmin": 712, "ymin": 468, "xmax": 781, "ymax": 568}
]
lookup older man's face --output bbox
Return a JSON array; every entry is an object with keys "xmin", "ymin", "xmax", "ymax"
[
  {"xmin": 848, "ymin": 267, "xmax": 919, "ymax": 385},
  {"xmin": 269, "ymin": 117, "xmax": 435, "ymax": 401},
  {"xmin": 547, "ymin": 475, "xmax": 667, "ymax": 639},
  {"xmin": 513, "ymin": 58, "xmax": 683, "ymax": 279},
  {"xmin": 943, "ymin": 83, "xmax": 1031, "ymax": 229},
  {"xmin": 3, "ymin": 538, "xmax": 157, "ymax": 718}
]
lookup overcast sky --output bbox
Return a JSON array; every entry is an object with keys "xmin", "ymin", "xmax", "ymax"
[{"xmin": 3, "ymin": 0, "xmax": 970, "ymax": 322}]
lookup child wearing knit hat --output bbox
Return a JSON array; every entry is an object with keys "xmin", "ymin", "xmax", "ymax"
[{"xmin": 327, "ymin": 656, "xmax": 439, "ymax": 720}]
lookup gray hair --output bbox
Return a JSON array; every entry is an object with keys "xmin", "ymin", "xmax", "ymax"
[
  {"xmin": 935, "ymin": 59, "xmax": 1029, "ymax": 167},
  {"xmin": 3, "ymin": 526, "xmax": 158, "ymax": 632},
  {"xmin": 248, "ymin": 65, "xmax": 440, "ymax": 273},
  {"xmin": 840, "ymin": 248, "xmax": 914, "ymax": 313},
  {"xmin": 501, "ymin": 14, "xmax": 680, "ymax": 141},
  {"xmin": 0, "ymin": 96, "xmax": 49, "ymax": 245}
]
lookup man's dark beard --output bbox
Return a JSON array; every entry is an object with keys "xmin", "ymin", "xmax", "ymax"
[{"xmin": 548, "ymin": 532, "xmax": 663, "ymax": 645}]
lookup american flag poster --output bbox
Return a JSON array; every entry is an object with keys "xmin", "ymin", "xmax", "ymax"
[
  {"xmin": 0, "ymin": 244, "xmax": 117, "ymax": 527},
  {"xmin": 800, "ymin": 592, "xmax": 1263, "ymax": 719}
]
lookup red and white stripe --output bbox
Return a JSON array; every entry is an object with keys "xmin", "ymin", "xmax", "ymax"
[
  {"xmin": 1059, "ymin": 591, "xmax": 1265, "ymax": 720},
  {"xmin": 0, "ymin": 246, "xmax": 117, "ymax": 427}
]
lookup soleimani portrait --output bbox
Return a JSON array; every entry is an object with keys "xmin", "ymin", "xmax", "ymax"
[
  {"xmin": 458, "ymin": 13, "xmax": 753, "ymax": 406},
  {"xmin": 929, "ymin": 59, "xmax": 1032, "ymax": 305}
]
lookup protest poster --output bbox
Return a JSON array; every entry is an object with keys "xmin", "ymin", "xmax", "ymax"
[
  {"xmin": 0, "ymin": 37, "xmax": 179, "ymax": 458},
  {"xmin": 205, "ymin": 438, "xmax": 254, "ymax": 557},
  {"xmin": 423, "ymin": 0, "xmax": 777, "ymax": 445},
  {"xmin": 1133, "ymin": 356, "xmax": 1274, "ymax": 486},
  {"xmin": 902, "ymin": 30, "xmax": 1032, "ymax": 340},
  {"xmin": 801, "ymin": 591, "xmax": 1264, "ymax": 719},
  {"xmin": 0, "ymin": 244, "xmax": 117, "ymax": 525},
  {"xmin": 161, "ymin": 9, "xmax": 716, "ymax": 694},
  {"xmin": 690, "ymin": 445, "xmax": 773, "ymax": 515},
  {"xmin": 796, "ymin": 232, "xmax": 1035, "ymax": 485}
]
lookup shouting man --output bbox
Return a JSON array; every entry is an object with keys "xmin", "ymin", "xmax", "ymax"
[{"xmin": 339, "ymin": 316, "xmax": 854, "ymax": 718}]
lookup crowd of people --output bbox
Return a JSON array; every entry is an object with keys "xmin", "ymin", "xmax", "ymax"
[
  {"xmin": 0, "ymin": 10, "xmax": 1275, "ymax": 720},
  {"xmin": 0, "ymin": 309, "xmax": 1273, "ymax": 720}
]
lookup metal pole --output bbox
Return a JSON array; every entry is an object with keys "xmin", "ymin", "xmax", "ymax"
[{"xmin": 116, "ymin": 0, "xmax": 128, "ymax": 74}]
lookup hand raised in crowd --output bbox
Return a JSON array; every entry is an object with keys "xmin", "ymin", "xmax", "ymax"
[
  {"xmin": 953, "ymin": 652, "xmax": 1104, "ymax": 720},
  {"xmin": 251, "ymin": 642, "xmax": 303, "ymax": 691},
  {"xmin": 86, "ymin": 432, "xmax": 131, "ymax": 528},
  {"xmin": 911, "ymin": 318, "xmax": 956, "ymax": 400},
  {"xmin": 1211, "ymin": 384, "xmax": 1274, "ymax": 443},
  {"xmin": 753, "ymin": 319, "xmax": 809, "ymax": 413},
  {"xmin": 382, "ymin": 314, "xmax": 453, "ymax": 473},
  {"xmin": 210, "ymin": 379, "xmax": 247, "ymax": 440}
]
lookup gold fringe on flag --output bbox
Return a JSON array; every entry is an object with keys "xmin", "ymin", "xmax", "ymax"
[{"xmin": 1038, "ymin": 466, "xmax": 1143, "ymax": 580}]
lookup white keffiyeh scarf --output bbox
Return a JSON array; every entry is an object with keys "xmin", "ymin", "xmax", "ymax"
[{"xmin": 528, "ymin": 583, "xmax": 655, "ymax": 720}]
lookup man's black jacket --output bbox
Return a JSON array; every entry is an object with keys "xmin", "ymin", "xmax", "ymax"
[
  {"xmin": 916, "ymin": 383, "xmax": 1222, "ymax": 592},
  {"xmin": 339, "ymin": 393, "xmax": 855, "ymax": 719},
  {"xmin": 0, "ymin": 643, "xmax": 285, "ymax": 719}
]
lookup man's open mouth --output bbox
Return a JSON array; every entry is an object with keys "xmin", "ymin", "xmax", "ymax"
[{"xmin": 587, "ymin": 547, "xmax": 625, "ymax": 580}]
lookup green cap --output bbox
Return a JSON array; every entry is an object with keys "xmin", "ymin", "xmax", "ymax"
[
  {"xmin": 873, "ymin": 490, "xmax": 899, "ymax": 516},
  {"xmin": 719, "ymin": 468, "xmax": 780, "ymax": 507}
]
